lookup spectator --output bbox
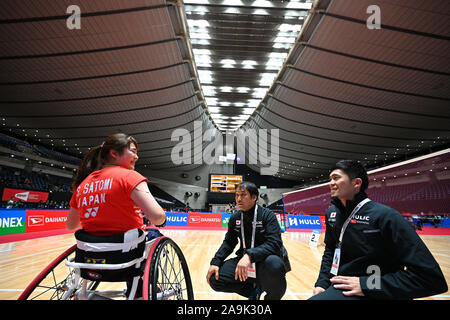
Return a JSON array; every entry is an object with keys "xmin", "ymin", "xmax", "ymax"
[{"xmin": 6, "ymin": 197, "xmax": 15, "ymax": 209}]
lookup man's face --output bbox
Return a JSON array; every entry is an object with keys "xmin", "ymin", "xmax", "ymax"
[
  {"xmin": 235, "ymin": 188, "xmax": 257, "ymax": 212},
  {"xmin": 329, "ymin": 169, "xmax": 361, "ymax": 203}
]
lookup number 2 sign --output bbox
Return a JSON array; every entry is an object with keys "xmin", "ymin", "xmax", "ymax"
[{"xmin": 309, "ymin": 230, "xmax": 321, "ymax": 247}]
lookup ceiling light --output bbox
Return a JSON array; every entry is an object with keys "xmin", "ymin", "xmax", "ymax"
[
  {"xmin": 205, "ymin": 97, "xmax": 218, "ymax": 105},
  {"xmin": 202, "ymin": 87, "xmax": 216, "ymax": 96},
  {"xmin": 211, "ymin": 115, "xmax": 230, "ymax": 119},
  {"xmin": 190, "ymin": 32, "xmax": 210, "ymax": 39},
  {"xmin": 220, "ymin": 59, "xmax": 236, "ymax": 68},
  {"xmin": 242, "ymin": 60, "xmax": 257, "ymax": 69},
  {"xmin": 286, "ymin": 2, "xmax": 313, "ymax": 9},
  {"xmin": 252, "ymin": 88, "xmax": 267, "ymax": 98},
  {"xmin": 186, "ymin": 19, "xmax": 210, "ymax": 27},
  {"xmin": 184, "ymin": 0, "xmax": 210, "ymax": 4},
  {"xmin": 274, "ymin": 36, "xmax": 296, "ymax": 43},
  {"xmin": 220, "ymin": 86, "xmax": 233, "ymax": 92},
  {"xmin": 226, "ymin": 0, "xmax": 245, "ymax": 5},
  {"xmin": 242, "ymin": 108, "xmax": 256, "ymax": 114},
  {"xmin": 252, "ymin": 0, "xmax": 274, "ymax": 7},
  {"xmin": 253, "ymin": 9, "xmax": 269, "ymax": 15},
  {"xmin": 272, "ymin": 43, "xmax": 292, "ymax": 49},
  {"xmin": 259, "ymin": 73, "xmax": 277, "ymax": 86},
  {"xmin": 237, "ymin": 87, "xmax": 250, "ymax": 93},
  {"xmin": 208, "ymin": 107, "xmax": 221, "ymax": 113},
  {"xmin": 278, "ymin": 23, "xmax": 302, "ymax": 32},
  {"xmin": 191, "ymin": 39, "xmax": 211, "ymax": 46},
  {"xmin": 193, "ymin": 48, "xmax": 211, "ymax": 55},
  {"xmin": 268, "ymin": 52, "xmax": 288, "ymax": 58},
  {"xmin": 198, "ymin": 70, "xmax": 214, "ymax": 83},
  {"xmin": 214, "ymin": 119, "xmax": 228, "ymax": 123},
  {"xmin": 266, "ymin": 58, "xmax": 284, "ymax": 67},
  {"xmin": 247, "ymin": 99, "xmax": 260, "ymax": 107}
]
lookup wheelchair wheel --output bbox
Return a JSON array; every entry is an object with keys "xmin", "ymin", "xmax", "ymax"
[
  {"xmin": 143, "ymin": 237, "xmax": 194, "ymax": 300},
  {"xmin": 18, "ymin": 244, "xmax": 98, "ymax": 300}
]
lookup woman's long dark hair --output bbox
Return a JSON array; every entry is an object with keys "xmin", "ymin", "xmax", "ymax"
[{"xmin": 72, "ymin": 133, "xmax": 138, "ymax": 189}]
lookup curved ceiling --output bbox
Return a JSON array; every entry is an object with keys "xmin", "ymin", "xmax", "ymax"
[{"xmin": 0, "ymin": 0, "xmax": 449, "ymax": 185}]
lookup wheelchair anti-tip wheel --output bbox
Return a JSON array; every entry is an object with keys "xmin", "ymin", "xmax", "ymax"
[{"xmin": 143, "ymin": 236, "xmax": 194, "ymax": 300}]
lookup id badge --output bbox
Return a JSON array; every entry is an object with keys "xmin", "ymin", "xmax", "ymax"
[
  {"xmin": 247, "ymin": 262, "xmax": 256, "ymax": 278},
  {"xmin": 330, "ymin": 247, "xmax": 341, "ymax": 276}
]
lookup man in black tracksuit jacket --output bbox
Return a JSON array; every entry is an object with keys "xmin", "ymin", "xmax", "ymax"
[
  {"xmin": 207, "ymin": 182, "xmax": 290, "ymax": 300},
  {"xmin": 310, "ymin": 160, "xmax": 447, "ymax": 300}
]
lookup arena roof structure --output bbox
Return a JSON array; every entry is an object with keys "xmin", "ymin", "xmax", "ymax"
[{"xmin": 0, "ymin": 0, "xmax": 449, "ymax": 184}]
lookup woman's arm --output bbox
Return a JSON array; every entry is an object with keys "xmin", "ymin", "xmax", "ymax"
[
  {"xmin": 66, "ymin": 207, "xmax": 81, "ymax": 230},
  {"xmin": 130, "ymin": 181, "xmax": 166, "ymax": 226}
]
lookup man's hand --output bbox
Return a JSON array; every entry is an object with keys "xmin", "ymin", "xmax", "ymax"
[
  {"xmin": 330, "ymin": 276, "xmax": 364, "ymax": 296},
  {"xmin": 206, "ymin": 265, "xmax": 220, "ymax": 285},
  {"xmin": 235, "ymin": 254, "xmax": 252, "ymax": 282},
  {"xmin": 312, "ymin": 287, "xmax": 326, "ymax": 296}
]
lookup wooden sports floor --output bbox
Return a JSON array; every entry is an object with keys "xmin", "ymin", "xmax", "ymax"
[{"xmin": 0, "ymin": 229, "xmax": 449, "ymax": 300}]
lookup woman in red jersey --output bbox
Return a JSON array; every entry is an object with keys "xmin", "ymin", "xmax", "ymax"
[{"xmin": 66, "ymin": 133, "xmax": 166, "ymax": 234}]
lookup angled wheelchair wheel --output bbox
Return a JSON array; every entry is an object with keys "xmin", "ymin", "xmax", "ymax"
[
  {"xmin": 143, "ymin": 237, "xmax": 194, "ymax": 300},
  {"xmin": 18, "ymin": 245, "xmax": 99, "ymax": 300}
]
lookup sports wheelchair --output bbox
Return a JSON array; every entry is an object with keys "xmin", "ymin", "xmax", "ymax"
[{"xmin": 18, "ymin": 228, "xmax": 194, "ymax": 300}]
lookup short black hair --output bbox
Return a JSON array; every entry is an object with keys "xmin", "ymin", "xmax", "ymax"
[
  {"xmin": 235, "ymin": 181, "xmax": 259, "ymax": 198},
  {"xmin": 331, "ymin": 160, "xmax": 369, "ymax": 193}
]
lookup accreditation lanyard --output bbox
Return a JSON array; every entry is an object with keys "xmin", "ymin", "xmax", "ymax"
[
  {"xmin": 240, "ymin": 205, "xmax": 258, "ymax": 278},
  {"xmin": 330, "ymin": 198, "xmax": 371, "ymax": 276},
  {"xmin": 240, "ymin": 205, "xmax": 258, "ymax": 251}
]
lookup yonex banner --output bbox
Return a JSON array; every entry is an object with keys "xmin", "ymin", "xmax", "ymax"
[
  {"xmin": 0, "ymin": 209, "xmax": 27, "ymax": 235},
  {"xmin": 165, "ymin": 212, "xmax": 189, "ymax": 227},
  {"xmin": 2, "ymin": 188, "xmax": 49, "ymax": 203},
  {"xmin": 287, "ymin": 214, "xmax": 323, "ymax": 229},
  {"xmin": 221, "ymin": 213, "xmax": 231, "ymax": 228}
]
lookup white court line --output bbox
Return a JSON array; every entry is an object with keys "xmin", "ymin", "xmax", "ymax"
[
  {"xmin": 286, "ymin": 288, "xmax": 300, "ymax": 300},
  {"xmin": 0, "ymin": 246, "xmax": 70, "ymax": 264},
  {"xmin": 433, "ymin": 253, "xmax": 450, "ymax": 258}
]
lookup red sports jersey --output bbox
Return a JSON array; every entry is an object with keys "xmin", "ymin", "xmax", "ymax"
[{"xmin": 70, "ymin": 166, "xmax": 148, "ymax": 236}]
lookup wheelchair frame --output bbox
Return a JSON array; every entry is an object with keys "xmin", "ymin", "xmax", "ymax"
[{"xmin": 18, "ymin": 232, "xmax": 194, "ymax": 300}]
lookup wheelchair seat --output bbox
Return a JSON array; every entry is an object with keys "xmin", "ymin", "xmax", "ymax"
[{"xmin": 74, "ymin": 228, "xmax": 146, "ymax": 282}]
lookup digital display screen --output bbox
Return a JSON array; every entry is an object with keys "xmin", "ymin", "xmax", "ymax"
[{"xmin": 209, "ymin": 175, "xmax": 243, "ymax": 193}]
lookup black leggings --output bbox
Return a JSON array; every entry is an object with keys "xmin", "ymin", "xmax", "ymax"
[{"xmin": 209, "ymin": 255, "xmax": 287, "ymax": 300}]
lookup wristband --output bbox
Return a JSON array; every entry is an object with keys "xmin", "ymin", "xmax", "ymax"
[{"xmin": 155, "ymin": 217, "xmax": 167, "ymax": 228}]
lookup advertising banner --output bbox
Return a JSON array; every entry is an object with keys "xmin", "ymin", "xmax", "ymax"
[
  {"xmin": 2, "ymin": 188, "xmax": 49, "ymax": 203},
  {"xmin": 0, "ymin": 209, "xmax": 27, "ymax": 235},
  {"xmin": 26, "ymin": 210, "xmax": 68, "ymax": 232},
  {"xmin": 188, "ymin": 212, "xmax": 222, "ymax": 228},
  {"xmin": 286, "ymin": 214, "xmax": 323, "ymax": 230},
  {"xmin": 221, "ymin": 213, "xmax": 231, "ymax": 228},
  {"xmin": 319, "ymin": 216, "xmax": 326, "ymax": 229},
  {"xmin": 165, "ymin": 212, "xmax": 189, "ymax": 227}
]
